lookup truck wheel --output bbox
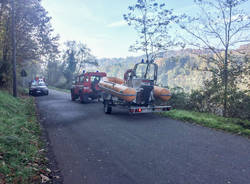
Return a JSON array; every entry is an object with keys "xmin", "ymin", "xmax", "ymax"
[
  {"xmin": 80, "ymin": 94, "xmax": 89, "ymax": 103},
  {"xmin": 71, "ymin": 90, "xmax": 76, "ymax": 101},
  {"xmin": 104, "ymin": 101, "xmax": 112, "ymax": 114}
]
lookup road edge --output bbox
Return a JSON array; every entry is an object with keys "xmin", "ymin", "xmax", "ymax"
[{"xmin": 35, "ymin": 98, "xmax": 64, "ymax": 184}]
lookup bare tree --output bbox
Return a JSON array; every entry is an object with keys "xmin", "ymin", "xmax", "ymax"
[
  {"xmin": 60, "ymin": 41, "xmax": 98, "ymax": 88},
  {"xmin": 76, "ymin": 43, "xmax": 98, "ymax": 75},
  {"xmin": 180, "ymin": 0, "xmax": 250, "ymax": 117},
  {"xmin": 124, "ymin": 0, "xmax": 179, "ymax": 62}
]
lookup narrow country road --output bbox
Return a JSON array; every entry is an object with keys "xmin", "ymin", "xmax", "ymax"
[{"xmin": 36, "ymin": 89, "xmax": 250, "ymax": 184}]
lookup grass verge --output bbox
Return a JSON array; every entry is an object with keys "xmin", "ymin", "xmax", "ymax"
[
  {"xmin": 0, "ymin": 90, "xmax": 48, "ymax": 183},
  {"xmin": 161, "ymin": 109, "xmax": 250, "ymax": 137},
  {"xmin": 48, "ymin": 86, "xmax": 70, "ymax": 93}
]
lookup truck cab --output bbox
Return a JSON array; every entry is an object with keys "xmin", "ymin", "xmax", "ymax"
[{"xmin": 71, "ymin": 71, "xmax": 106, "ymax": 103}]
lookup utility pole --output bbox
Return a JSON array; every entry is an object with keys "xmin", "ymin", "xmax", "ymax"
[{"xmin": 11, "ymin": 0, "xmax": 17, "ymax": 97}]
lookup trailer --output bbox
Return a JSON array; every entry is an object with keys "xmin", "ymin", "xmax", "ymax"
[
  {"xmin": 102, "ymin": 95, "xmax": 171, "ymax": 114},
  {"xmin": 99, "ymin": 60, "xmax": 171, "ymax": 114}
]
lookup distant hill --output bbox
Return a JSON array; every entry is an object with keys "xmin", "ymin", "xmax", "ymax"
[{"xmin": 92, "ymin": 44, "xmax": 249, "ymax": 92}]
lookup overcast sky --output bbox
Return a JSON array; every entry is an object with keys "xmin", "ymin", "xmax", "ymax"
[{"xmin": 41, "ymin": 0, "xmax": 250, "ymax": 59}]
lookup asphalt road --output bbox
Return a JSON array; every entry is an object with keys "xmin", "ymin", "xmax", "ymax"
[{"xmin": 36, "ymin": 89, "xmax": 250, "ymax": 184}]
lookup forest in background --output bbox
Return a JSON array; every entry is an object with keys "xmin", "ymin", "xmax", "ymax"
[{"xmin": 97, "ymin": 44, "xmax": 250, "ymax": 92}]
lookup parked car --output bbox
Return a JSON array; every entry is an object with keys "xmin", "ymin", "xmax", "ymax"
[{"xmin": 29, "ymin": 81, "xmax": 49, "ymax": 96}]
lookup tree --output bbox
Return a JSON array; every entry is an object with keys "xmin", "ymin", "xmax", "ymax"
[
  {"xmin": 60, "ymin": 41, "xmax": 98, "ymax": 88},
  {"xmin": 180, "ymin": 0, "xmax": 250, "ymax": 117},
  {"xmin": 123, "ymin": 0, "xmax": 179, "ymax": 62},
  {"xmin": 11, "ymin": 0, "xmax": 17, "ymax": 97},
  {"xmin": 0, "ymin": 0, "xmax": 59, "ymax": 88},
  {"xmin": 47, "ymin": 60, "xmax": 63, "ymax": 86}
]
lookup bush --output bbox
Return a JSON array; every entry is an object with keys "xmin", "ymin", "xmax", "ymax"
[
  {"xmin": 167, "ymin": 87, "xmax": 190, "ymax": 110},
  {"xmin": 227, "ymin": 90, "xmax": 250, "ymax": 120},
  {"xmin": 167, "ymin": 86, "xmax": 250, "ymax": 120}
]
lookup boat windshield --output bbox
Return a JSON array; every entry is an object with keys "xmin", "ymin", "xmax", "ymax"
[{"xmin": 135, "ymin": 63, "xmax": 156, "ymax": 80}]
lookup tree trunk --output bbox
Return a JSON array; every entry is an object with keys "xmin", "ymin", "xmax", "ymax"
[
  {"xmin": 11, "ymin": 0, "xmax": 17, "ymax": 97},
  {"xmin": 223, "ymin": 48, "xmax": 228, "ymax": 117}
]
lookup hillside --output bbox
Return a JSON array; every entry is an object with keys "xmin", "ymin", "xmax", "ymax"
[
  {"xmin": 95, "ymin": 50, "xmax": 211, "ymax": 92},
  {"xmin": 94, "ymin": 44, "xmax": 249, "ymax": 92}
]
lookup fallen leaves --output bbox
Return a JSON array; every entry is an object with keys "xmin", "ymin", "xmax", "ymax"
[
  {"xmin": 0, "ymin": 173, "xmax": 6, "ymax": 184},
  {"xmin": 32, "ymin": 175, "xmax": 40, "ymax": 183},
  {"xmin": 40, "ymin": 174, "xmax": 50, "ymax": 183}
]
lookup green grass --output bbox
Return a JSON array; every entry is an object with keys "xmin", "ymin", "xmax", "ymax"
[
  {"xmin": 48, "ymin": 86, "xmax": 70, "ymax": 93},
  {"xmin": 0, "ymin": 90, "xmax": 46, "ymax": 183},
  {"xmin": 18, "ymin": 87, "xmax": 29, "ymax": 96},
  {"xmin": 162, "ymin": 109, "xmax": 250, "ymax": 137}
]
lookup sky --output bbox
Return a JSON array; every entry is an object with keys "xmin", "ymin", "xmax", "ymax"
[
  {"xmin": 41, "ymin": 0, "xmax": 196, "ymax": 58},
  {"xmin": 41, "ymin": 0, "xmax": 250, "ymax": 59}
]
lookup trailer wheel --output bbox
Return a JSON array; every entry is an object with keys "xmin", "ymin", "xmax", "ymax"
[{"xmin": 104, "ymin": 101, "xmax": 112, "ymax": 114}]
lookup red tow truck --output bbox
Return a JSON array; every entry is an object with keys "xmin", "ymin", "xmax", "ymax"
[{"xmin": 71, "ymin": 71, "xmax": 106, "ymax": 103}]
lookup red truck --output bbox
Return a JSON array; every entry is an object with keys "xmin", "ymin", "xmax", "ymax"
[{"xmin": 71, "ymin": 71, "xmax": 106, "ymax": 103}]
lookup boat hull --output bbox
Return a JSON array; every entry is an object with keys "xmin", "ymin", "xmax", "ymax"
[
  {"xmin": 153, "ymin": 86, "xmax": 171, "ymax": 101},
  {"xmin": 99, "ymin": 77, "xmax": 136, "ymax": 102},
  {"xmin": 99, "ymin": 77, "xmax": 171, "ymax": 102}
]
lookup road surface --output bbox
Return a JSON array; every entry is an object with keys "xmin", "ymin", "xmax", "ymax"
[{"xmin": 36, "ymin": 90, "xmax": 250, "ymax": 184}]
